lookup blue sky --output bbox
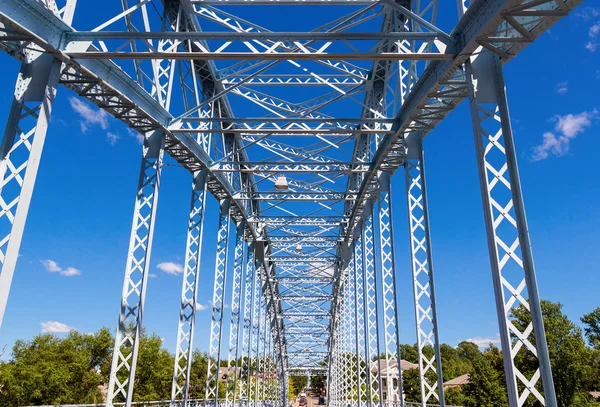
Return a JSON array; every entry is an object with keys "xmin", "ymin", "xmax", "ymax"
[{"xmin": 0, "ymin": 3, "xmax": 599, "ymax": 358}]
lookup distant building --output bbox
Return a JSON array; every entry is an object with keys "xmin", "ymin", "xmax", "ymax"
[
  {"xmin": 218, "ymin": 366, "xmax": 241, "ymax": 380},
  {"xmin": 443, "ymin": 374, "xmax": 470, "ymax": 390},
  {"xmin": 369, "ymin": 359, "xmax": 418, "ymax": 403},
  {"xmin": 98, "ymin": 382, "xmax": 108, "ymax": 402}
]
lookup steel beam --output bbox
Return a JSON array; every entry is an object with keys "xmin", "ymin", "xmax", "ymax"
[
  {"xmin": 206, "ymin": 199, "xmax": 232, "ymax": 402},
  {"xmin": 240, "ymin": 242, "xmax": 256, "ymax": 402},
  {"xmin": 0, "ymin": 52, "xmax": 61, "ymax": 328},
  {"xmin": 107, "ymin": 131, "xmax": 165, "ymax": 406},
  {"xmin": 225, "ymin": 222, "xmax": 246, "ymax": 407},
  {"xmin": 363, "ymin": 210, "xmax": 383, "ymax": 405},
  {"xmin": 171, "ymin": 171, "xmax": 208, "ymax": 403},
  {"xmin": 404, "ymin": 133, "xmax": 445, "ymax": 406},
  {"xmin": 467, "ymin": 51, "xmax": 556, "ymax": 407},
  {"xmin": 377, "ymin": 171, "xmax": 403, "ymax": 406}
]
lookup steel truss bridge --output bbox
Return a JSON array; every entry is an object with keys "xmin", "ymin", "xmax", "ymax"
[{"xmin": 0, "ymin": 0, "xmax": 583, "ymax": 406}]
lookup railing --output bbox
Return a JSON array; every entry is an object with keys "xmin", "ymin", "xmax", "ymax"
[
  {"xmin": 21, "ymin": 401, "xmax": 280, "ymax": 407},
  {"xmin": 21, "ymin": 402, "xmax": 460, "ymax": 407}
]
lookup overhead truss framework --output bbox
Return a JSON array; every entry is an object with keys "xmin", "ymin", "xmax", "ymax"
[{"xmin": 0, "ymin": 0, "xmax": 583, "ymax": 406}]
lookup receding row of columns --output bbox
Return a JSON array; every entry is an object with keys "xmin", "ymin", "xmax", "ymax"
[
  {"xmin": 102, "ymin": 148, "xmax": 282, "ymax": 407},
  {"xmin": 0, "ymin": 41, "xmax": 283, "ymax": 407},
  {"xmin": 326, "ymin": 51, "xmax": 558, "ymax": 407}
]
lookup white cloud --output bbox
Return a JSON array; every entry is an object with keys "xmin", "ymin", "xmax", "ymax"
[
  {"xmin": 555, "ymin": 81, "xmax": 568, "ymax": 94},
  {"xmin": 41, "ymin": 321, "xmax": 76, "ymax": 333},
  {"xmin": 464, "ymin": 335, "xmax": 501, "ymax": 348},
  {"xmin": 61, "ymin": 267, "xmax": 81, "ymax": 277},
  {"xmin": 107, "ymin": 132, "xmax": 120, "ymax": 145},
  {"xmin": 149, "ymin": 273, "xmax": 158, "ymax": 279},
  {"xmin": 157, "ymin": 261, "xmax": 184, "ymax": 275},
  {"xmin": 41, "ymin": 259, "xmax": 61, "ymax": 273},
  {"xmin": 531, "ymin": 110, "xmax": 598, "ymax": 161},
  {"xmin": 586, "ymin": 22, "xmax": 600, "ymax": 52},
  {"xmin": 555, "ymin": 110, "xmax": 596, "ymax": 137},
  {"xmin": 69, "ymin": 97, "xmax": 110, "ymax": 133},
  {"xmin": 576, "ymin": 7, "xmax": 600, "ymax": 20},
  {"xmin": 196, "ymin": 303, "xmax": 208, "ymax": 311},
  {"xmin": 41, "ymin": 259, "xmax": 81, "ymax": 276},
  {"xmin": 128, "ymin": 128, "xmax": 145, "ymax": 144}
]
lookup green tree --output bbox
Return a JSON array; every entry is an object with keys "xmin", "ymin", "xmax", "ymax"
[
  {"xmin": 582, "ymin": 307, "xmax": 600, "ymax": 350},
  {"xmin": 0, "ymin": 329, "xmax": 113, "ymax": 407},
  {"xmin": 399, "ymin": 344, "xmax": 418, "ymax": 364},
  {"xmin": 401, "ymin": 367, "xmax": 421, "ymax": 403},
  {"xmin": 440, "ymin": 343, "xmax": 473, "ymax": 382},
  {"xmin": 310, "ymin": 375, "xmax": 326, "ymax": 393},
  {"xmin": 187, "ymin": 350, "xmax": 209, "ymax": 399},
  {"xmin": 445, "ymin": 386, "xmax": 466, "ymax": 406},
  {"xmin": 132, "ymin": 332, "xmax": 175, "ymax": 401},
  {"xmin": 582, "ymin": 349, "xmax": 600, "ymax": 397},
  {"xmin": 456, "ymin": 341, "xmax": 482, "ymax": 363},
  {"xmin": 289, "ymin": 375, "xmax": 308, "ymax": 396},
  {"xmin": 462, "ymin": 357, "xmax": 508, "ymax": 407}
]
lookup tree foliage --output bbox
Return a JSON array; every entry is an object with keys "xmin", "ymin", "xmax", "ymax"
[
  {"xmin": 0, "ymin": 329, "xmax": 113, "ymax": 406},
  {"xmin": 289, "ymin": 375, "xmax": 308, "ymax": 397},
  {"xmin": 462, "ymin": 357, "xmax": 508, "ymax": 407},
  {"xmin": 582, "ymin": 307, "xmax": 600, "ymax": 350},
  {"xmin": 2, "ymin": 300, "xmax": 600, "ymax": 406}
]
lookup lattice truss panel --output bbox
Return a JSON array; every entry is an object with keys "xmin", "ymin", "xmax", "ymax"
[
  {"xmin": 108, "ymin": 131, "xmax": 165, "ymax": 405},
  {"xmin": 171, "ymin": 171, "xmax": 208, "ymax": 403},
  {"xmin": 0, "ymin": 0, "xmax": 585, "ymax": 406},
  {"xmin": 404, "ymin": 133, "xmax": 444, "ymax": 404},
  {"xmin": 466, "ymin": 52, "xmax": 555, "ymax": 406}
]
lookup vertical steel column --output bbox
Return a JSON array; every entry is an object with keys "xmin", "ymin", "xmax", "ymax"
[
  {"xmin": 226, "ymin": 223, "xmax": 246, "ymax": 407},
  {"xmin": 0, "ymin": 52, "xmax": 61, "ymax": 328},
  {"xmin": 260, "ymin": 295, "xmax": 268, "ymax": 403},
  {"xmin": 251, "ymin": 261, "xmax": 263, "ymax": 407},
  {"xmin": 354, "ymin": 237, "xmax": 367, "ymax": 407},
  {"xmin": 403, "ymin": 133, "xmax": 445, "ymax": 407},
  {"xmin": 466, "ymin": 52, "xmax": 556, "ymax": 407},
  {"xmin": 330, "ymin": 299, "xmax": 342, "ymax": 407},
  {"xmin": 257, "ymin": 292, "xmax": 267, "ymax": 405},
  {"xmin": 345, "ymin": 254, "xmax": 357, "ymax": 406},
  {"xmin": 171, "ymin": 170, "xmax": 208, "ymax": 404},
  {"xmin": 206, "ymin": 199, "xmax": 232, "ymax": 404},
  {"xmin": 338, "ymin": 265, "xmax": 350, "ymax": 407},
  {"xmin": 362, "ymin": 209, "xmax": 383, "ymax": 405},
  {"xmin": 327, "ymin": 294, "xmax": 336, "ymax": 407},
  {"xmin": 266, "ymin": 312, "xmax": 274, "ymax": 402},
  {"xmin": 377, "ymin": 171, "xmax": 403, "ymax": 407},
  {"xmin": 272, "ymin": 317, "xmax": 285, "ymax": 407},
  {"xmin": 107, "ymin": 131, "xmax": 165, "ymax": 407},
  {"xmin": 240, "ymin": 243, "xmax": 257, "ymax": 403}
]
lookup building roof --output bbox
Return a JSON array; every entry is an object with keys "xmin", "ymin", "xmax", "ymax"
[
  {"xmin": 443, "ymin": 374, "xmax": 470, "ymax": 387},
  {"xmin": 369, "ymin": 359, "xmax": 418, "ymax": 375}
]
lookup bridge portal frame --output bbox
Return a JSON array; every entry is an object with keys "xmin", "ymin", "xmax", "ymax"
[{"xmin": 0, "ymin": 0, "xmax": 584, "ymax": 406}]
